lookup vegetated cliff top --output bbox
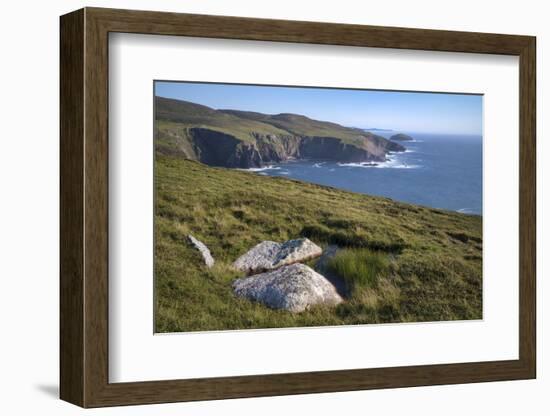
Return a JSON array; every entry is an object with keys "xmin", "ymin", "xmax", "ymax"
[
  {"xmin": 155, "ymin": 96, "xmax": 289, "ymax": 142},
  {"xmin": 155, "ymin": 96, "xmax": 393, "ymax": 149}
]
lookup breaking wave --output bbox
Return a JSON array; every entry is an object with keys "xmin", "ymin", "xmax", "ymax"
[
  {"xmin": 338, "ymin": 158, "xmax": 421, "ymax": 169},
  {"xmin": 241, "ymin": 165, "xmax": 281, "ymax": 172}
]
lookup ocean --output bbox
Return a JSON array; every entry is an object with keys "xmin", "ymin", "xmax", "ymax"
[{"xmin": 249, "ymin": 132, "xmax": 483, "ymax": 215}]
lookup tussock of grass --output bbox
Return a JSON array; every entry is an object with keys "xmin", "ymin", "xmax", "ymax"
[
  {"xmin": 155, "ymin": 156, "xmax": 482, "ymax": 332},
  {"xmin": 327, "ymin": 248, "xmax": 389, "ymax": 293}
]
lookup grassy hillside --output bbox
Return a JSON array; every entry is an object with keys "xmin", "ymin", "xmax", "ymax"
[
  {"xmin": 219, "ymin": 109, "xmax": 377, "ymax": 147},
  {"xmin": 155, "ymin": 96, "xmax": 397, "ymax": 151},
  {"xmin": 155, "ymin": 155, "xmax": 482, "ymax": 333},
  {"xmin": 155, "ymin": 97, "xmax": 289, "ymax": 143}
]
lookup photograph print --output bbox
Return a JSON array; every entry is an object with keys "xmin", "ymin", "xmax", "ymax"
[{"xmin": 154, "ymin": 81, "xmax": 483, "ymax": 333}]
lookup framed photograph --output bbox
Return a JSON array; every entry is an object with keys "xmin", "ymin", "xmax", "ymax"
[{"xmin": 60, "ymin": 7, "xmax": 536, "ymax": 408}]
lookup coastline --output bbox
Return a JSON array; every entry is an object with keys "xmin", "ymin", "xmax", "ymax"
[{"xmin": 238, "ymin": 133, "xmax": 482, "ymax": 215}]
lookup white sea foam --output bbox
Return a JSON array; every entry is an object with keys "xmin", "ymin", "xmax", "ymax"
[
  {"xmin": 380, "ymin": 164, "xmax": 421, "ymax": 169},
  {"xmin": 457, "ymin": 208, "xmax": 476, "ymax": 214},
  {"xmin": 313, "ymin": 162, "xmax": 326, "ymax": 168},
  {"xmin": 337, "ymin": 158, "xmax": 421, "ymax": 169},
  {"xmin": 337, "ymin": 162, "xmax": 378, "ymax": 168},
  {"xmin": 377, "ymin": 152, "xmax": 423, "ymax": 169},
  {"xmin": 241, "ymin": 165, "xmax": 281, "ymax": 172},
  {"xmin": 376, "ymin": 160, "xmax": 421, "ymax": 169}
]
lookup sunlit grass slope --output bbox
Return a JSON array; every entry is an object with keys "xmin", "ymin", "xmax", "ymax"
[{"xmin": 155, "ymin": 155, "xmax": 482, "ymax": 332}]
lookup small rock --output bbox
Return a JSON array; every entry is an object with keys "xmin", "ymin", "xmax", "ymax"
[
  {"xmin": 188, "ymin": 235, "xmax": 214, "ymax": 268},
  {"xmin": 233, "ymin": 263, "xmax": 343, "ymax": 312},
  {"xmin": 233, "ymin": 238, "xmax": 322, "ymax": 275}
]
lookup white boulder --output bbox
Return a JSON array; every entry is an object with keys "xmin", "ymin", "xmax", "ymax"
[
  {"xmin": 233, "ymin": 238, "xmax": 322, "ymax": 275},
  {"xmin": 233, "ymin": 263, "xmax": 343, "ymax": 312}
]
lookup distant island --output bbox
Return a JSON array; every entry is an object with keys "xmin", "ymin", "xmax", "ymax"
[
  {"xmin": 390, "ymin": 133, "xmax": 414, "ymax": 141},
  {"xmin": 155, "ymin": 96, "xmax": 406, "ymax": 169}
]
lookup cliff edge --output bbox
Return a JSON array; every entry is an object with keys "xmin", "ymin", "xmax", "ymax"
[{"xmin": 155, "ymin": 96, "xmax": 405, "ymax": 168}]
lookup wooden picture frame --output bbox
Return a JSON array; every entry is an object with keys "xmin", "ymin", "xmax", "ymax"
[{"xmin": 60, "ymin": 7, "xmax": 536, "ymax": 408}]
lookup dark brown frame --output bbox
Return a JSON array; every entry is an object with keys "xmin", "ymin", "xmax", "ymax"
[{"xmin": 60, "ymin": 7, "xmax": 536, "ymax": 408}]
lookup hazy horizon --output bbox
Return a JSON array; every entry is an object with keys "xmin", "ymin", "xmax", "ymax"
[{"xmin": 155, "ymin": 81, "xmax": 483, "ymax": 136}]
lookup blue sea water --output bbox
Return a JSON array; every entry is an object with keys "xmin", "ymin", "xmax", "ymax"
[{"xmin": 251, "ymin": 132, "xmax": 483, "ymax": 215}]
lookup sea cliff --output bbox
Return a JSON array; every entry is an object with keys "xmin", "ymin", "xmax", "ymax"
[{"xmin": 155, "ymin": 97, "xmax": 405, "ymax": 168}]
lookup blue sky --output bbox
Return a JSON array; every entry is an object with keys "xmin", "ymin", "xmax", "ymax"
[{"xmin": 155, "ymin": 81, "xmax": 483, "ymax": 135}]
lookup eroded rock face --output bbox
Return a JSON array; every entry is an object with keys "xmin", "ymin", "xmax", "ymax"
[
  {"xmin": 233, "ymin": 238, "xmax": 322, "ymax": 275},
  {"xmin": 188, "ymin": 235, "xmax": 214, "ymax": 268},
  {"xmin": 233, "ymin": 263, "xmax": 343, "ymax": 312},
  {"xmin": 155, "ymin": 97, "xmax": 406, "ymax": 169}
]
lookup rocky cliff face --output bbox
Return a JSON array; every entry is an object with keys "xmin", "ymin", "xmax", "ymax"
[
  {"xmin": 180, "ymin": 128, "xmax": 405, "ymax": 168},
  {"xmin": 154, "ymin": 96, "xmax": 407, "ymax": 168}
]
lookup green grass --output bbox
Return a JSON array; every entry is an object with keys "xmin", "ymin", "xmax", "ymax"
[
  {"xmin": 156, "ymin": 97, "xmax": 292, "ymax": 143},
  {"xmin": 155, "ymin": 96, "xmax": 392, "ymax": 150},
  {"xmin": 327, "ymin": 249, "xmax": 390, "ymax": 293},
  {"xmin": 222, "ymin": 110, "xmax": 379, "ymax": 146},
  {"xmin": 155, "ymin": 155, "xmax": 483, "ymax": 332}
]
